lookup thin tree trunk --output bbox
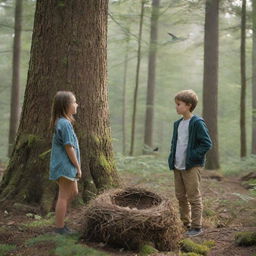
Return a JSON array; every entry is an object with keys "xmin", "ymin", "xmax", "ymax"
[
  {"xmin": 143, "ymin": 0, "xmax": 160, "ymax": 154},
  {"xmin": 252, "ymin": 0, "xmax": 256, "ymax": 154},
  {"xmin": 122, "ymin": 30, "xmax": 130, "ymax": 155},
  {"xmin": 8, "ymin": 0, "xmax": 23, "ymax": 157},
  {"xmin": 240, "ymin": 0, "xmax": 247, "ymax": 158},
  {"xmin": 129, "ymin": 0, "xmax": 145, "ymax": 156},
  {"xmin": 202, "ymin": 0, "xmax": 220, "ymax": 169},
  {"xmin": 0, "ymin": 0, "xmax": 119, "ymax": 212}
]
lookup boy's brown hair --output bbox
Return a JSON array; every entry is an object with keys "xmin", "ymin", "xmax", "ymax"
[{"xmin": 175, "ymin": 89, "xmax": 198, "ymax": 112}]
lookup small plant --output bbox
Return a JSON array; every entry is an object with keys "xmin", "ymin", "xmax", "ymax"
[
  {"xmin": 0, "ymin": 244, "xmax": 16, "ymax": 256},
  {"xmin": 23, "ymin": 215, "xmax": 54, "ymax": 228},
  {"xmin": 202, "ymin": 240, "xmax": 215, "ymax": 248},
  {"xmin": 235, "ymin": 231, "xmax": 256, "ymax": 246}
]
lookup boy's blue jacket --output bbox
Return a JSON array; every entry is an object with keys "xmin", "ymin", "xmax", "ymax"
[{"xmin": 168, "ymin": 115, "xmax": 212, "ymax": 170}]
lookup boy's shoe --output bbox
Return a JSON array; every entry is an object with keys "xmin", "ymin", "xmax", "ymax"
[{"xmin": 185, "ymin": 228, "xmax": 203, "ymax": 237}]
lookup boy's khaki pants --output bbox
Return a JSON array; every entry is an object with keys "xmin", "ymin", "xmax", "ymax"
[{"xmin": 173, "ymin": 167, "xmax": 203, "ymax": 229}]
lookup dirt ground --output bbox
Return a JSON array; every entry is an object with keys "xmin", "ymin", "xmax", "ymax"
[{"xmin": 0, "ymin": 169, "xmax": 256, "ymax": 256}]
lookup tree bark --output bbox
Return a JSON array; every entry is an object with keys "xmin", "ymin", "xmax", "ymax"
[
  {"xmin": 240, "ymin": 0, "xmax": 247, "ymax": 158},
  {"xmin": 143, "ymin": 0, "xmax": 160, "ymax": 154},
  {"xmin": 252, "ymin": 0, "xmax": 256, "ymax": 154},
  {"xmin": 203, "ymin": 0, "xmax": 220, "ymax": 170},
  {"xmin": 0, "ymin": 0, "xmax": 119, "ymax": 212},
  {"xmin": 8, "ymin": 0, "xmax": 23, "ymax": 156},
  {"xmin": 129, "ymin": 0, "xmax": 145, "ymax": 156}
]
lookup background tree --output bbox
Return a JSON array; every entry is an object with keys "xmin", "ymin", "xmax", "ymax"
[
  {"xmin": 252, "ymin": 0, "xmax": 256, "ymax": 154},
  {"xmin": 8, "ymin": 0, "xmax": 23, "ymax": 156},
  {"xmin": 122, "ymin": 29, "xmax": 130, "ymax": 155},
  {"xmin": 130, "ymin": 0, "xmax": 146, "ymax": 156},
  {"xmin": 0, "ymin": 0, "xmax": 119, "ymax": 211},
  {"xmin": 143, "ymin": 0, "xmax": 160, "ymax": 154},
  {"xmin": 240, "ymin": 0, "xmax": 247, "ymax": 158},
  {"xmin": 202, "ymin": 0, "xmax": 220, "ymax": 169}
]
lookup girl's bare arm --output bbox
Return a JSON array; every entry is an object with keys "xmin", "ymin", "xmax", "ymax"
[{"xmin": 65, "ymin": 145, "xmax": 82, "ymax": 178}]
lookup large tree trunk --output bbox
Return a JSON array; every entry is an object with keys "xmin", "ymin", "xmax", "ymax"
[
  {"xmin": 8, "ymin": 0, "xmax": 23, "ymax": 156},
  {"xmin": 129, "ymin": 0, "xmax": 145, "ymax": 156},
  {"xmin": 202, "ymin": 0, "xmax": 220, "ymax": 170},
  {"xmin": 240, "ymin": 0, "xmax": 247, "ymax": 158},
  {"xmin": 252, "ymin": 0, "xmax": 256, "ymax": 154},
  {"xmin": 0, "ymin": 0, "xmax": 119, "ymax": 212},
  {"xmin": 143, "ymin": 0, "xmax": 160, "ymax": 154}
]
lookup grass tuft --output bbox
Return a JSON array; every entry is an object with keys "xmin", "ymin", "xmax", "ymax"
[{"xmin": 0, "ymin": 244, "xmax": 16, "ymax": 256}]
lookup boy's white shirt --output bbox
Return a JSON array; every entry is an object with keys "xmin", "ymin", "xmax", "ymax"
[{"xmin": 174, "ymin": 117, "xmax": 192, "ymax": 170}]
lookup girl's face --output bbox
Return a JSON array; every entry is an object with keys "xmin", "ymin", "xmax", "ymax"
[
  {"xmin": 175, "ymin": 99, "xmax": 191, "ymax": 115},
  {"xmin": 68, "ymin": 95, "xmax": 78, "ymax": 115}
]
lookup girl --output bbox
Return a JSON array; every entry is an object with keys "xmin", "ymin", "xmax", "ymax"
[{"xmin": 49, "ymin": 91, "xmax": 81, "ymax": 235}]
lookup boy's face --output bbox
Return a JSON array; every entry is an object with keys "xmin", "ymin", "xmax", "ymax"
[{"xmin": 175, "ymin": 100, "xmax": 191, "ymax": 115}]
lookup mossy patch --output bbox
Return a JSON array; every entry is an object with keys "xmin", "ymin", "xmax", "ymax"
[
  {"xmin": 139, "ymin": 243, "xmax": 158, "ymax": 256},
  {"xmin": 91, "ymin": 133, "xmax": 100, "ymax": 146},
  {"xmin": 27, "ymin": 134, "xmax": 41, "ymax": 147},
  {"xmin": 0, "ymin": 244, "xmax": 16, "ymax": 256},
  {"xmin": 235, "ymin": 231, "xmax": 256, "ymax": 246},
  {"xmin": 22, "ymin": 216, "xmax": 54, "ymax": 228},
  {"xmin": 182, "ymin": 253, "xmax": 202, "ymax": 256},
  {"xmin": 26, "ymin": 234, "xmax": 109, "ymax": 256},
  {"xmin": 180, "ymin": 239, "xmax": 210, "ymax": 255},
  {"xmin": 98, "ymin": 153, "xmax": 113, "ymax": 173}
]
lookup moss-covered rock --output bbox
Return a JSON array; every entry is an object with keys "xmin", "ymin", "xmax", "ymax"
[
  {"xmin": 139, "ymin": 243, "xmax": 158, "ymax": 256},
  {"xmin": 181, "ymin": 239, "xmax": 209, "ymax": 255},
  {"xmin": 235, "ymin": 231, "xmax": 256, "ymax": 246}
]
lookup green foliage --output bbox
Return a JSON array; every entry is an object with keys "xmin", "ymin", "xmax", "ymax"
[
  {"xmin": 242, "ymin": 179, "xmax": 256, "ymax": 192},
  {"xmin": 0, "ymin": 244, "xmax": 16, "ymax": 256},
  {"xmin": 26, "ymin": 234, "xmax": 109, "ymax": 256},
  {"xmin": 116, "ymin": 153, "xmax": 167, "ymax": 173},
  {"xmin": 235, "ymin": 232, "xmax": 256, "ymax": 246},
  {"xmin": 180, "ymin": 239, "xmax": 209, "ymax": 255},
  {"xmin": 221, "ymin": 156, "xmax": 256, "ymax": 176}
]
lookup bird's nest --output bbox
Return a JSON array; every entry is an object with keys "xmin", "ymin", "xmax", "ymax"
[{"xmin": 81, "ymin": 187, "xmax": 182, "ymax": 251}]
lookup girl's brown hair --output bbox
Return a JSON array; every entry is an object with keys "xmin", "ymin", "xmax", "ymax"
[{"xmin": 49, "ymin": 91, "xmax": 75, "ymax": 132}]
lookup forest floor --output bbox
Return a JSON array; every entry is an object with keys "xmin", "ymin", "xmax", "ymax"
[{"xmin": 0, "ymin": 159, "xmax": 256, "ymax": 256}]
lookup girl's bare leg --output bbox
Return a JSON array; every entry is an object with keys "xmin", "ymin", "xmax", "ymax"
[{"xmin": 55, "ymin": 177, "xmax": 78, "ymax": 228}]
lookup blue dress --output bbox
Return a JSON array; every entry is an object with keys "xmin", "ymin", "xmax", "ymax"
[{"xmin": 49, "ymin": 117, "xmax": 80, "ymax": 181}]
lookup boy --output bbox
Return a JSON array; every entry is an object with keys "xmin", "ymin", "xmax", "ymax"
[{"xmin": 168, "ymin": 89, "xmax": 212, "ymax": 237}]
